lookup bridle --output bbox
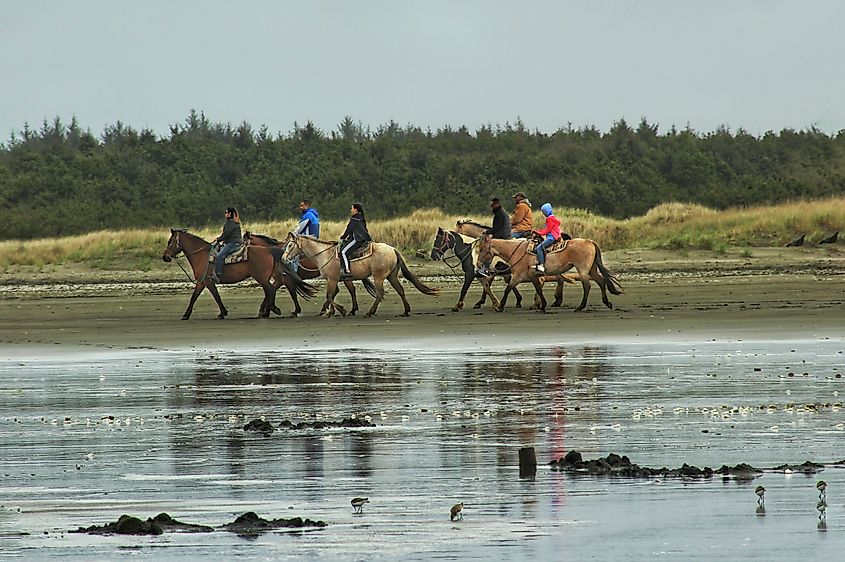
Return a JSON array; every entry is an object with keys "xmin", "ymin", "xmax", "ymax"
[
  {"xmin": 285, "ymin": 235, "xmax": 337, "ymax": 273},
  {"xmin": 168, "ymin": 231, "xmax": 214, "ymax": 284},
  {"xmin": 433, "ymin": 230, "xmax": 477, "ymax": 271}
]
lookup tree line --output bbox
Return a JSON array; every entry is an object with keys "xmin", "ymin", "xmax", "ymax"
[{"xmin": 1, "ymin": 111, "xmax": 844, "ymax": 240}]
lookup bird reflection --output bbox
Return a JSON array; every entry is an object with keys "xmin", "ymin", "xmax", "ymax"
[{"xmin": 755, "ymin": 505, "xmax": 766, "ymax": 516}]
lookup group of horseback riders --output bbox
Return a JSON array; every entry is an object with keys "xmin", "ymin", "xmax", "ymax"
[
  {"xmin": 211, "ymin": 200, "xmax": 371, "ymax": 282},
  {"xmin": 487, "ymin": 192, "xmax": 568, "ymax": 273}
]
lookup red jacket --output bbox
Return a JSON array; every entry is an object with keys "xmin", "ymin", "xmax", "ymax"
[{"xmin": 537, "ymin": 214, "xmax": 561, "ymax": 240}]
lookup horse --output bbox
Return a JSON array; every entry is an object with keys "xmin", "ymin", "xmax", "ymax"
[
  {"xmin": 431, "ymin": 227, "xmax": 526, "ymax": 311},
  {"xmin": 454, "ymin": 219, "xmax": 574, "ymax": 308},
  {"xmin": 244, "ymin": 232, "xmax": 377, "ymax": 316},
  {"xmin": 281, "ymin": 233, "xmax": 439, "ymax": 318},
  {"xmin": 475, "ymin": 233, "xmax": 623, "ymax": 312},
  {"xmin": 162, "ymin": 229, "xmax": 316, "ymax": 320}
]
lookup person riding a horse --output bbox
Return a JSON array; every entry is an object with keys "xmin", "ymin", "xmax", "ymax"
[
  {"xmin": 510, "ymin": 192, "xmax": 533, "ymax": 238},
  {"xmin": 210, "ymin": 207, "xmax": 242, "ymax": 282},
  {"xmin": 485, "ymin": 197, "xmax": 512, "ymax": 239},
  {"xmin": 534, "ymin": 203, "xmax": 561, "ymax": 273},
  {"xmin": 339, "ymin": 203, "xmax": 371, "ymax": 280}
]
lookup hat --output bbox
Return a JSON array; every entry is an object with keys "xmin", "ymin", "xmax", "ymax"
[
  {"xmin": 490, "ymin": 197, "xmax": 501, "ymax": 204},
  {"xmin": 512, "ymin": 191, "xmax": 526, "ymax": 199}
]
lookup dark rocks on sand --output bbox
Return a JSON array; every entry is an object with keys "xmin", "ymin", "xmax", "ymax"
[
  {"xmin": 771, "ymin": 460, "xmax": 825, "ymax": 474},
  {"xmin": 243, "ymin": 419, "xmax": 275, "ymax": 434},
  {"xmin": 220, "ymin": 512, "xmax": 327, "ymax": 535},
  {"xmin": 150, "ymin": 513, "xmax": 214, "ymax": 533},
  {"xmin": 715, "ymin": 463, "xmax": 763, "ymax": 480},
  {"xmin": 276, "ymin": 417, "xmax": 376, "ymax": 430},
  {"xmin": 550, "ymin": 451, "xmax": 715, "ymax": 479},
  {"xmin": 70, "ymin": 514, "xmax": 163, "ymax": 536}
]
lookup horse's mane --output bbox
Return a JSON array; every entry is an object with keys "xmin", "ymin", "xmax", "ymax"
[
  {"xmin": 456, "ymin": 219, "xmax": 490, "ymax": 229},
  {"xmin": 451, "ymin": 231, "xmax": 478, "ymax": 245},
  {"xmin": 172, "ymin": 228, "xmax": 209, "ymax": 243},
  {"xmin": 247, "ymin": 232, "xmax": 281, "ymax": 245},
  {"xmin": 298, "ymin": 234, "xmax": 338, "ymax": 246}
]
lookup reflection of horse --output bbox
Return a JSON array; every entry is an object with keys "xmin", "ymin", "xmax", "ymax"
[
  {"xmin": 455, "ymin": 219, "xmax": 574, "ymax": 308},
  {"xmin": 431, "ymin": 227, "xmax": 526, "ymax": 311},
  {"xmin": 282, "ymin": 233, "xmax": 439, "ymax": 318},
  {"xmin": 244, "ymin": 232, "xmax": 377, "ymax": 316},
  {"xmin": 476, "ymin": 233, "xmax": 622, "ymax": 312},
  {"xmin": 162, "ymin": 229, "xmax": 315, "ymax": 320}
]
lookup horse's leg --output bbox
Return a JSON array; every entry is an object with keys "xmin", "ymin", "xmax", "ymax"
[
  {"xmin": 574, "ymin": 268, "xmax": 592, "ymax": 312},
  {"xmin": 257, "ymin": 283, "xmax": 274, "ymax": 318},
  {"xmin": 285, "ymin": 277, "xmax": 302, "ymax": 317},
  {"xmin": 344, "ymin": 280, "xmax": 359, "ymax": 316},
  {"xmin": 365, "ymin": 275, "xmax": 386, "ymax": 318},
  {"xmin": 206, "ymin": 282, "xmax": 228, "ymax": 319},
  {"xmin": 589, "ymin": 263, "xmax": 613, "ymax": 309},
  {"xmin": 495, "ymin": 280, "xmax": 517, "ymax": 313},
  {"xmin": 552, "ymin": 278, "xmax": 564, "ymax": 307},
  {"xmin": 512, "ymin": 276, "xmax": 523, "ymax": 308},
  {"xmin": 532, "ymin": 277, "xmax": 547, "ymax": 313},
  {"xmin": 454, "ymin": 266, "xmax": 474, "ymax": 312},
  {"xmin": 325, "ymin": 278, "xmax": 346, "ymax": 318},
  {"xmin": 181, "ymin": 283, "xmax": 205, "ymax": 320},
  {"xmin": 387, "ymin": 269, "xmax": 411, "ymax": 317}
]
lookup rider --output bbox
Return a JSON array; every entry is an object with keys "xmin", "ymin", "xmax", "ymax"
[
  {"xmin": 485, "ymin": 197, "xmax": 512, "ymax": 239},
  {"xmin": 293, "ymin": 199, "xmax": 320, "ymax": 237},
  {"xmin": 210, "ymin": 207, "xmax": 242, "ymax": 282},
  {"xmin": 510, "ymin": 191, "xmax": 533, "ymax": 238},
  {"xmin": 533, "ymin": 203, "xmax": 561, "ymax": 273},
  {"xmin": 339, "ymin": 203, "xmax": 371, "ymax": 279}
]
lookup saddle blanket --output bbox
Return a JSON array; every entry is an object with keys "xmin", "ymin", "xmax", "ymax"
[
  {"xmin": 208, "ymin": 244, "xmax": 249, "ymax": 264},
  {"xmin": 528, "ymin": 239, "xmax": 569, "ymax": 254},
  {"xmin": 338, "ymin": 242, "xmax": 374, "ymax": 262}
]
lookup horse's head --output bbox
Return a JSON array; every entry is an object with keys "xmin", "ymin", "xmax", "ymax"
[
  {"xmin": 162, "ymin": 229, "xmax": 184, "ymax": 262},
  {"xmin": 431, "ymin": 227, "xmax": 453, "ymax": 261},
  {"xmin": 282, "ymin": 232, "xmax": 302, "ymax": 261},
  {"xmin": 475, "ymin": 233, "xmax": 497, "ymax": 277}
]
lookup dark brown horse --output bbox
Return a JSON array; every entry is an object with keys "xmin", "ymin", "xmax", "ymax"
[
  {"xmin": 244, "ymin": 232, "xmax": 377, "ymax": 316},
  {"xmin": 162, "ymin": 229, "xmax": 316, "ymax": 319}
]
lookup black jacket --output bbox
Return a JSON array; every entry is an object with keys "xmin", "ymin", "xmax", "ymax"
[
  {"xmin": 486, "ymin": 206, "xmax": 512, "ymax": 239},
  {"xmin": 219, "ymin": 218, "xmax": 242, "ymax": 245},
  {"xmin": 341, "ymin": 214, "xmax": 372, "ymax": 243}
]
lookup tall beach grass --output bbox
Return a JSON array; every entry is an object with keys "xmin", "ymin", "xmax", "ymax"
[{"xmin": 0, "ymin": 198, "xmax": 842, "ymax": 267}]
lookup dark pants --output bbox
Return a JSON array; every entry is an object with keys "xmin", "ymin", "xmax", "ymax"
[
  {"xmin": 340, "ymin": 239, "xmax": 366, "ymax": 273},
  {"xmin": 214, "ymin": 242, "xmax": 241, "ymax": 277}
]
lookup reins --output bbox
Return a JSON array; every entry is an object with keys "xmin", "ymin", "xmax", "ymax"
[{"xmin": 170, "ymin": 232, "xmax": 214, "ymax": 284}]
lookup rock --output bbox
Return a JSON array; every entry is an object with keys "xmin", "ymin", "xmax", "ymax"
[
  {"xmin": 243, "ymin": 419, "xmax": 275, "ymax": 433},
  {"xmin": 562, "ymin": 450, "xmax": 582, "ymax": 466},
  {"xmin": 71, "ymin": 514, "xmax": 163, "ymax": 535},
  {"xmin": 220, "ymin": 512, "xmax": 327, "ymax": 535},
  {"xmin": 785, "ymin": 234, "xmax": 805, "ymax": 247},
  {"xmin": 149, "ymin": 513, "xmax": 214, "ymax": 533}
]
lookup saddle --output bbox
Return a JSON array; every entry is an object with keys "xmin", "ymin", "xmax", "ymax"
[
  {"xmin": 339, "ymin": 242, "xmax": 374, "ymax": 262},
  {"xmin": 208, "ymin": 243, "xmax": 249, "ymax": 264},
  {"xmin": 527, "ymin": 236, "xmax": 571, "ymax": 254}
]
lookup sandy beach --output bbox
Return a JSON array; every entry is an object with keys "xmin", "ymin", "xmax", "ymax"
[{"xmin": 1, "ymin": 247, "xmax": 843, "ymax": 353}]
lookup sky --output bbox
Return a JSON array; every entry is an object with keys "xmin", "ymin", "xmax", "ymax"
[{"xmin": 2, "ymin": 0, "xmax": 844, "ymax": 140}]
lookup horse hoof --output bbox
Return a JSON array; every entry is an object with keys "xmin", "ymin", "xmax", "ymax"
[
  {"xmin": 472, "ymin": 304, "xmax": 482, "ymax": 310},
  {"xmin": 552, "ymin": 301, "xmax": 562, "ymax": 307},
  {"xmin": 272, "ymin": 307, "xmax": 282, "ymax": 315},
  {"xmin": 289, "ymin": 312, "xmax": 299, "ymax": 318},
  {"xmin": 401, "ymin": 312, "xmax": 410, "ymax": 317},
  {"xmin": 180, "ymin": 316, "xmax": 190, "ymax": 321},
  {"xmin": 216, "ymin": 316, "xmax": 226, "ymax": 320},
  {"xmin": 494, "ymin": 307, "xmax": 503, "ymax": 313},
  {"xmin": 605, "ymin": 302, "xmax": 613, "ymax": 309},
  {"xmin": 348, "ymin": 311, "xmax": 356, "ymax": 316}
]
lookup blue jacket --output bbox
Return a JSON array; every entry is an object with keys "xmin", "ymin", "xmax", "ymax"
[{"xmin": 296, "ymin": 207, "xmax": 320, "ymax": 237}]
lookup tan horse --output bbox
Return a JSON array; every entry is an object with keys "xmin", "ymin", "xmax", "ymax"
[
  {"xmin": 475, "ymin": 233, "xmax": 623, "ymax": 312},
  {"xmin": 281, "ymin": 233, "xmax": 439, "ymax": 318},
  {"xmin": 455, "ymin": 219, "xmax": 574, "ymax": 308},
  {"xmin": 162, "ymin": 229, "xmax": 315, "ymax": 320},
  {"xmin": 244, "ymin": 232, "xmax": 377, "ymax": 316}
]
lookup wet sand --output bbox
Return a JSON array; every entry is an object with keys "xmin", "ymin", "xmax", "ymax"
[{"xmin": 0, "ymin": 263, "xmax": 843, "ymax": 354}]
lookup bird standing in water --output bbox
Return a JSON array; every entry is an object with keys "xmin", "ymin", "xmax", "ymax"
[
  {"xmin": 351, "ymin": 497, "xmax": 369, "ymax": 513},
  {"xmin": 817, "ymin": 480, "xmax": 827, "ymax": 502},
  {"xmin": 755, "ymin": 485, "xmax": 766, "ymax": 505},
  {"xmin": 450, "ymin": 502, "xmax": 463, "ymax": 521}
]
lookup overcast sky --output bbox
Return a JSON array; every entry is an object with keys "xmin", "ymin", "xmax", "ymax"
[{"xmin": 2, "ymin": 0, "xmax": 844, "ymax": 140}]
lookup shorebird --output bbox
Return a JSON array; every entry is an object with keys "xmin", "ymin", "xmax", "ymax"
[
  {"xmin": 817, "ymin": 480, "xmax": 827, "ymax": 501},
  {"xmin": 755, "ymin": 485, "xmax": 766, "ymax": 505},
  {"xmin": 351, "ymin": 497, "xmax": 369, "ymax": 513},
  {"xmin": 450, "ymin": 502, "xmax": 463, "ymax": 521}
]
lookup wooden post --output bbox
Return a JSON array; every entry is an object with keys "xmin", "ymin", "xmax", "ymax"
[{"xmin": 519, "ymin": 446, "xmax": 537, "ymax": 478}]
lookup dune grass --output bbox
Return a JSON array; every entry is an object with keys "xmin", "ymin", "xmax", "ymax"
[{"xmin": 0, "ymin": 198, "xmax": 842, "ymax": 267}]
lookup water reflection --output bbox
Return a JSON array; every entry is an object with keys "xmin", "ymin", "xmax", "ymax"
[{"xmin": 1, "ymin": 340, "xmax": 844, "ymax": 559}]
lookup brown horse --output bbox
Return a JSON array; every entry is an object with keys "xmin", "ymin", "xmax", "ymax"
[
  {"xmin": 162, "ymin": 229, "xmax": 316, "ymax": 319},
  {"xmin": 281, "ymin": 233, "xmax": 439, "ymax": 318},
  {"xmin": 475, "ymin": 233, "xmax": 623, "ymax": 312},
  {"xmin": 244, "ymin": 232, "xmax": 377, "ymax": 316},
  {"xmin": 455, "ymin": 219, "xmax": 574, "ymax": 308}
]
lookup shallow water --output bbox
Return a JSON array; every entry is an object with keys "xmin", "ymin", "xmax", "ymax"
[{"xmin": 1, "ymin": 338, "xmax": 844, "ymax": 560}]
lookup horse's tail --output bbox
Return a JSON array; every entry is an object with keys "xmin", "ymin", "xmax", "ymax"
[
  {"xmin": 591, "ymin": 242, "xmax": 624, "ymax": 295},
  {"xmin": 395, "ymin": 250, "xmax": 439, "ymax": 296},
  {"xmin": 361, "ymin": 278, "xmax": 378, "ymax": 298},
  {"xmin": 271, "ymin": 247, "xmax": 318, "ymax": 300}
]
